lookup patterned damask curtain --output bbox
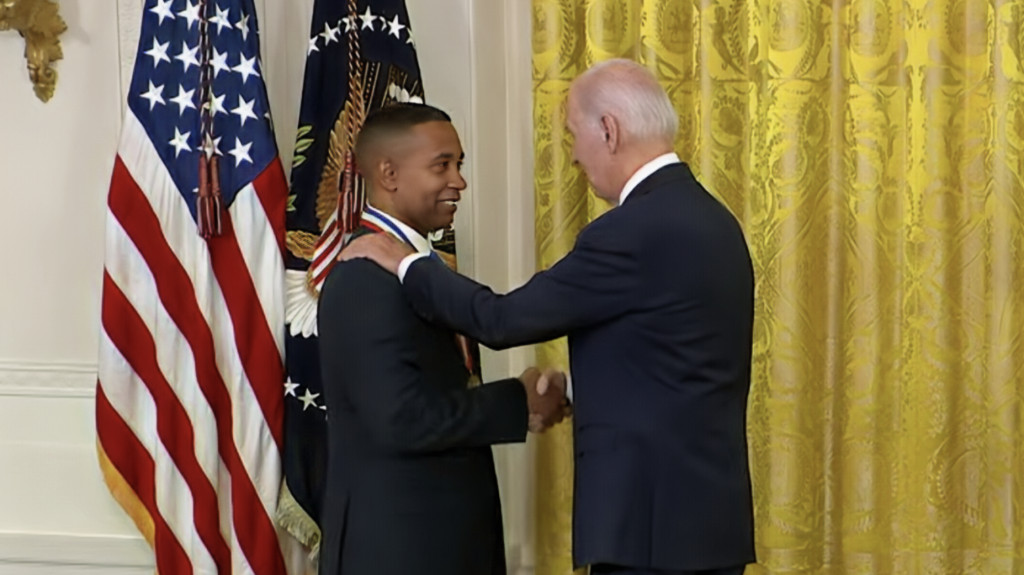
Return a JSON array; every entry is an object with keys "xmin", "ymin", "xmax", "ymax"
[{"xmin": 530, "ymin": 1, "xmax": 1024, "ymax": 573}]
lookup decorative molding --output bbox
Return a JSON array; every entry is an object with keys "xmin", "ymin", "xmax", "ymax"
[
  {"xmin": 115, "ymin": 0, "xmax": 142, "ymax": 107},
  {"xmin": 0, "ymin": 360, "xmax": 97, "ymax": 397},
  {"xmin": 0, "ymin": 532, "xmax": 151, "ymax": 569}
]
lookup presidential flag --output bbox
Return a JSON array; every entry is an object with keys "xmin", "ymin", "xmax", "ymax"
[
  {"xmin": 95, "ymin": 0, "xmax": 289, "ymax": 573},
  {"xmin": 278, "ymin": 0, "xmax": 478, "ymax": 554}
]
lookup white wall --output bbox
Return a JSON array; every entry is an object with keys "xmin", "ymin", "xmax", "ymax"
[{"xmin": 0, "ymin": 0, "xmax": 535, "ymax": 573}]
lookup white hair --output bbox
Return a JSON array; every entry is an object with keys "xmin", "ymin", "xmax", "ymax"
[{"xmin": 573, "ymin": 59, "xmax": 678, "ymax": 145}]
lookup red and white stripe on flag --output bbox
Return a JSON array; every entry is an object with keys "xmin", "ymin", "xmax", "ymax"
[{"xmin": 96, "ymin": 1, "xmax": 291, "ymax": 573}]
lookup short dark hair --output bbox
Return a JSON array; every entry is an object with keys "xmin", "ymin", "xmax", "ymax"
[{"xmin": 354, "ymin": 103, "xmax": 451, "ymax": 170}]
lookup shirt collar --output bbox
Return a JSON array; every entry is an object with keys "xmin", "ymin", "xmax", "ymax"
[
  {"xmin": 362, "ymin": 204, "xmax": 433, "ymax": 254},
  {"xmin": 618, "ymin": 152, "xmax": 682, "ymax": 205}
]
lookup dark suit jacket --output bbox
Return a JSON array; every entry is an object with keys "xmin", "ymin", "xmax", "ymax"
[
  {"xmin": 400, "ymin": 163, "xmax": 756, "ymax": 571},
  {"xmin": 317, "ymin": 229, "xmax": 530, "ymax": 575}
]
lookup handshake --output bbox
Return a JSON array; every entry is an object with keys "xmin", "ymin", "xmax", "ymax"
[{"xmin": 518, "ymin": 367, "xmax": 572, "ymax": 433}]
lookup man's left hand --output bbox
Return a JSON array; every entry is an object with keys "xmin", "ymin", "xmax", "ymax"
[{"xmin": 339, "ymin": 233, "xmax": 414, "ymax": 276}]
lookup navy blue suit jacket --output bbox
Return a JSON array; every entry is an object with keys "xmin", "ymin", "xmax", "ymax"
[
  {"xmin": 400, "ymin": 163, "xmax": 756, "ymax": 571},
  {"xmin": 317, "ymin": 228, "xmax": 529, "ymax": 575}
]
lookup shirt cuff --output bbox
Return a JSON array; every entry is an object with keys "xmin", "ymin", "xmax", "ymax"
[{"xmin": 397, "ymin": 253, "xmax": 429, "ymax": 283}]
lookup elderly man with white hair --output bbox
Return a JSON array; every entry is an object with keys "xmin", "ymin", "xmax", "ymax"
[{"xmin": 341, "ymin": 59, "xmax": 756, "ymax": 575}]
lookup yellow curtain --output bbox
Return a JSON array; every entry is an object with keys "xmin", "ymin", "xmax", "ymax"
[{"xmin": 531, "ymin": 0, "xmax": 1024, "ymax": 573}]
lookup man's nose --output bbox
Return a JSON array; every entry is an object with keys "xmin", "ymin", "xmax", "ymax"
[{"xmin": 451, "ymin": 172, "xmax": 467, "ymax": 190}]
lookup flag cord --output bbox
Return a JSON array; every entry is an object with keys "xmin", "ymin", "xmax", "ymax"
[
  {"xmin": 196, "ymin": 0, "xmax": 223, "ymax": 238},
  {"xmin": 338, "ymin": 0, "xmax": 365, "ymax": 238}
]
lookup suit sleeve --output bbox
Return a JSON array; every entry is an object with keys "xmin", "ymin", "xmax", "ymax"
[
  {"xmin": 403, "ymin": 219, "xmax": 638, "ymax": 349},
  {"xmin": 319, "ymin": 260, "xmax": 529, "ymax": 454}
]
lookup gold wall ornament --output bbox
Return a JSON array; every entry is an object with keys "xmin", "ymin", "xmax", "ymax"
[{"xmin": 0, "ymin": 0, "xmax": 67, "ymax": 103}]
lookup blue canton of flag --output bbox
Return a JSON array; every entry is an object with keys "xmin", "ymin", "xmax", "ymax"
[
  {"xmin": 128, "ymin": 0, "xmax": 277, "ymax": 214},
  {"xmin": 278, "ymin": 0, "xmax": 427, "ymax": 556}
]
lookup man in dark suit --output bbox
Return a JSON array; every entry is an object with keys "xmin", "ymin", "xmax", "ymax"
[
  {"xmin": 340, "ymin": 60, "xmax": 756, "ymax": 575},
  {"xmin": 317, "ymin": 104, "xmax": 568, "ymax": 575}
]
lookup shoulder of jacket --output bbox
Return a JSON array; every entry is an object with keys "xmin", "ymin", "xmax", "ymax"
[{"xmin": 324, "ymin": 259, "xmax": 400, "ymax": 296}]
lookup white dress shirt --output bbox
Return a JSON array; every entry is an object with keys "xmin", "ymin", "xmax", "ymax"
[
  {"xmin": 618, "ymin": 152, "xmax": 682, "ymax": 205},
  {"xmin": 362, "ymin": 204, "xmax": 433, "ymax": 255},
  {"xmin": 396, "ymin": 153, "xmax": 682, "ymax": 404}
]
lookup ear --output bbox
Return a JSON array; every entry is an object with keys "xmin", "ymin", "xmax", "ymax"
[
  {"xmin": 601, "ymin": 115, "xmax": 620, "ymax": 153},
  {"xmin": 380, "ymin": 158, "xmax": 399, "ymax": 192}
]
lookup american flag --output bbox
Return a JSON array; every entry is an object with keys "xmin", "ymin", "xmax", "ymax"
[{"xmin": 95, "ymin": 0, "xmax": 289, "ymax": 573}]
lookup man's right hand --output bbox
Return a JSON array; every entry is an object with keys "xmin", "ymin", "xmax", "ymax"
[
  {"xmin": 537, "ymin": 368, "xmax": 573, "ymax": 420},
  {"xmin": 338, "ymin": 233, "xmax": 414, "ymax": 276},
  {"xmin": 519, "ymin": 367, "xmax": 567, "ymax": 433}
]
